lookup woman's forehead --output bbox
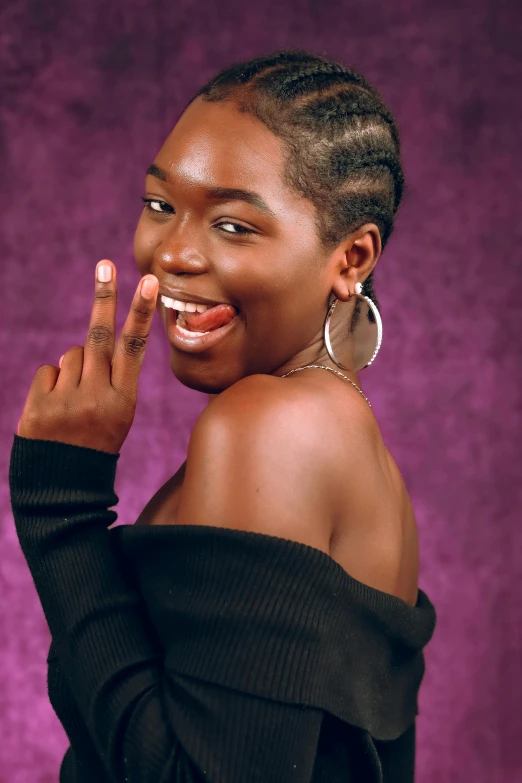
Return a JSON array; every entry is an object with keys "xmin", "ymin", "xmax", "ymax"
[
  {"xmin": 150, "ymin": 98, "xmax": 316, "ymax": 232},
  {"xmin": 157, "ymin": 99, "xmax": 284, "ymax": 188}
]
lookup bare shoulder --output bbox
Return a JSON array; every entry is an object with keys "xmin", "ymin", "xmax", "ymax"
[
  {"xmin": 174, "ymin": 374, "xmax": 343, "ymax": 550},
  {"xmin": 204, "ymin": 372, "xmax": 375, "ymax": 443},
  {"xmin": 203, "ymin": 372, "xmax": 328, "ymax": 427}
]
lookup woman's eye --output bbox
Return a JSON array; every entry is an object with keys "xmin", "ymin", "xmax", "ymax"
[
  {"xmin": 216, "ymin": 222, "xmax": 255, "ymax": 235},
  {"xmin": 141, "ymin": 198, "xmax": 255, "ymax": 235},
  {"xmin": 141, "ymin": 197, "xmax": 172, "ymax": 214}
]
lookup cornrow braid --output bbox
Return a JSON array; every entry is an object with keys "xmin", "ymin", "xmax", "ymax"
[
  {"xmin": 191, "ymin": 49, "xmax": 405, "ymax": 329},
  {"xmin": 257, "ymin": 61, "xmax": 369, "ymax": 100},
  {"xmin": 200, "ymin": 50, "xmax": 323, "ymax": 92}
]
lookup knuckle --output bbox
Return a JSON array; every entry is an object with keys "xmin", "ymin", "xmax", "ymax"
[
  {"xmin": 82, "ymin": 395, "xmax": 103, "ymax": 420},
  {"xmin": 87, "ymin": 324, "xmax": 112, "ymax": 346},
  {"xmin": 121, "ymin": 333, "xmax": 147, "ymax": 357},
  {"xmin": 60, "ymin": 396, "xmax": 73, "ymax": 414},
  {"xmin": 94, "ymin": 287, "xmax": 115, "ymax": 304},
  {"xmin": 133, "ymin": 304, "xmax": 153, "ymax": 322},
  {"xmin": 66, "ymin": 346, "xmax": 84, "ymax": 357},
  {"xmin": 24, "ymin": 408, "xmax": 41, "ymax": 425}
]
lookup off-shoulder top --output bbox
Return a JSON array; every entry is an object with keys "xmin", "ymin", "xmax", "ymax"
[{"xmin": 9, "ymin": 435, "xmax": 437, "ymax": 783}]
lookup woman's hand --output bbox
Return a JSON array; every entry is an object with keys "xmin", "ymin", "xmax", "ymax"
[{"xmin": 16, "ymin": 260, "xmax": 158, "ymax": 455}]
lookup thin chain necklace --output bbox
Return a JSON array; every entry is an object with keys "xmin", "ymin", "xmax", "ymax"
[{"xmin": 280, "ymin": 365, "xmax": 372, "ymax": 408}]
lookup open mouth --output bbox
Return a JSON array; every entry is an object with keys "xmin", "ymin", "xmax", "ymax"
[
  {"xmin": 160, "ymin": 295, "xmax": 238, "ymax": 334},
  {"xmin": 173, "ymin": 303, "xmax": 238, "ymax": 334},
  {"xmin": 165, "ymin": 304, "xmax": 241, "ymax": 353}
]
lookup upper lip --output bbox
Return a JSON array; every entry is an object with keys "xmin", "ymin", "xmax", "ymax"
[{"xmin": 158, "ymin": 287, "xmax": 237, "ymax": 309}]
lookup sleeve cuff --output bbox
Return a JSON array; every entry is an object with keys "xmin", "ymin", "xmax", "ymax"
[{"xmin": 9, "ymin": 434, "xmax": 120, "ymax": 504}]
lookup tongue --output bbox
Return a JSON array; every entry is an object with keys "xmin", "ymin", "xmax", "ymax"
[{"xmin": 182, "ymin": 303, "xmax": 237, "ymax": 332}]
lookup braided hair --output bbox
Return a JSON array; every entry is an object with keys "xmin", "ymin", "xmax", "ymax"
[{"xmin": 189, "ymin": 50, "xmax": 405, "ymax": 327}]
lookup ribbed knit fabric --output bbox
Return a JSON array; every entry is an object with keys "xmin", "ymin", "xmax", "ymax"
[{"xmin": 9, "ymin": 435, "xmax": 437, "ymax": 783}]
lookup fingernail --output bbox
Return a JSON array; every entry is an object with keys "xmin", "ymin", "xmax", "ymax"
[
  {"xmin": 97, "ymin": 262, "xmax": 112, "ymax": 283},
  {"xmin": 141, "ymin": 276, "xmax": 158, "ymax": 299}
]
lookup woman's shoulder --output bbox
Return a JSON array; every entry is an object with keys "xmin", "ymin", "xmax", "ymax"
[
  {"xmin": 205, "ymin": 372, "xmax": 308, "ymax": 412},
  {"xmin": 198, "ymin": 372, "xmax": 363, "ymax": 493},
  {"xmin": 204, "ymin": 373, "xmax": 419, "ymax": 607},
  {"xmin": 198, "ymin": 370, "xmax": 379, "ymax": 523},
  {"xmin": 204, "ymin": 371, "xmax": 373, "ymax": 431},
  {"xmin": 177, "ymin": 373, "xmax": 344, "ymax": 552}
]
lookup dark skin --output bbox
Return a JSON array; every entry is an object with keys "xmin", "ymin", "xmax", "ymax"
[
  {"xmin": 133, "ymin": 96, "xmax": 381, "ymax": 396},
  {"xmin": 133, "ymin": 95, "xmax": 419, "ymax": 606}
]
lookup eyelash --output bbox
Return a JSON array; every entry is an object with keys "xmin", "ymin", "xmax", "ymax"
[{"xmin": 140, "ymin": 198, "xmax": 256, "ymax": 235}]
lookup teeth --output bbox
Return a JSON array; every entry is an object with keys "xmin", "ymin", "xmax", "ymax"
[
  {"xmin": 176, "ymin": 321, "xmax": 210, "ymax": 337},
  {"xmin": 160, "ymin": 295, "xmax": 212, "ymax": 335},
  {"xmin": 160, "ymin": 295, "xmax": 209, "ymax": 313}
]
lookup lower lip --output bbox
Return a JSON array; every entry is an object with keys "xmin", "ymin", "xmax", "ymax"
[{"xmin": 165, "ymin": 307, "xmax": 240, "ymax": 353}]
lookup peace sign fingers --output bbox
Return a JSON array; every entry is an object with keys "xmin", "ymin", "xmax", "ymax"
[{"xmin": 82, "ymin": 260, "xmax": 158, "ymax": 398}]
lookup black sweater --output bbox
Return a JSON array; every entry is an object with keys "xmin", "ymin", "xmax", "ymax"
[{"xmin": 9, "ymin": 435, "xmax": 437, "ymax": 783}]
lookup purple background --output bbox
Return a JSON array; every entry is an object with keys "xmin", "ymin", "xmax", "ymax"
[{"xmin": 1, "ymin": 1, "xmax": 521, "ymax": 780}]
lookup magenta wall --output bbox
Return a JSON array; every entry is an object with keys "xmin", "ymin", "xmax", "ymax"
[{"xmin": 1, "ymin": 1, "xmax": 521, "ymax": 780}]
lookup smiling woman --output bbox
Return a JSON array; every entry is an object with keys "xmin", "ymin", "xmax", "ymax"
[{"xmin": 10, "ymin": 48, "xmax": 436, "ymax": 783}]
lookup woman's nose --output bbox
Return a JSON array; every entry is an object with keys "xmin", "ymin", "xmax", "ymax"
[
  {"xmin": 155, "ymin": 246, "xmax": 207, "ymax": 274},
  {"xmin": 154, "ymin": 223, "xmax": 208, "ymax": 274}
]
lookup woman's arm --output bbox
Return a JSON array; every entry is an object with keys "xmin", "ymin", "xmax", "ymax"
[
  {"xmin": 9, "ymin": 430, "xmax": 327, "ymax": 783},
  {"xmin": 9, "ymin": 435, "xmax": 190, "ymax": 782}
]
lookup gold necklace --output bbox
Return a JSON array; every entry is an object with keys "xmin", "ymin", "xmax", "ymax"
[{"xmin": 280, "ymin": 364, "xmax": 371, "ymax": 408}]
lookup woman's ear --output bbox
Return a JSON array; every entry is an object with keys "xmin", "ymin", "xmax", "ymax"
[
  {"xmin": 349, "ymin": 223, "xmax": 382, "ymax": 273},
  {"xmin": 329, "ymin": 223, "xmax": 382, "ymax": 302}
]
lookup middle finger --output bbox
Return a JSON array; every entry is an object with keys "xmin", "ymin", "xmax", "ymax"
[{"xmin": 82, "ymin": 260, "xmax": 117, "ymax": 383}]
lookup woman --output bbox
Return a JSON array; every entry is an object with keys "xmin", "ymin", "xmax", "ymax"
[{"xmin": 10, "ymin": 50, "xmax": 436, "ymax": 782}]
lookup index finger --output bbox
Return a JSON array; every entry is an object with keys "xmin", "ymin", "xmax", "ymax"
[
  {"xmin": 110, "ymin": 273, "xmax": 158, "ymax": 393},
  {"xmin": 82, "ymin": 260, "xmax": 119, "ymax": 385}
]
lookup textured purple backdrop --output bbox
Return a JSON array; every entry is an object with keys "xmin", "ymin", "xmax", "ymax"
[{"xmin": 1, "ymin": 1, "xmax": 521, "ymax": 781}]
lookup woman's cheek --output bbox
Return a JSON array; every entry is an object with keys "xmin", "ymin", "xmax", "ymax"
[{"xmin": 133, "ymin": 221, "xmax": 155, "ymax": 275}]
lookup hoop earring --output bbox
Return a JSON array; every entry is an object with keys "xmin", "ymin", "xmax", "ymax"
[{"xmin": 324, "ymin": 283, "xmax": 383, "ymax": 371}]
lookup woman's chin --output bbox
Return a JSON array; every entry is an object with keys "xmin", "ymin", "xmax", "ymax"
[{"xmin": 165, "ymin": 351, "xmax": 231, "ymax": 395}]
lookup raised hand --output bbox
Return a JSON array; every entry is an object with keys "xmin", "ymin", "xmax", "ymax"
[{"xmin": 16, "ymin": 261, "xmax": 158, "ymax": 454}]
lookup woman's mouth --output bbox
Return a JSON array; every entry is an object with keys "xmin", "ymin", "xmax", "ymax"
[{"xmin": 163, "ymin": 303, "xmax": 241, "ymax": 353}]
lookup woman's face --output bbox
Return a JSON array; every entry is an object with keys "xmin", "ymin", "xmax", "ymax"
[{"xmin": 134, "ymin": 96, "xmax": 343, "ymax": 394}]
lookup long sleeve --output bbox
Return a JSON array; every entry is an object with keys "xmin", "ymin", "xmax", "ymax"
[
  {"xmin": 9, "ymin": 434, "xmax": 437, "ymax": 783},
  {"xmin": 9, "ymin": 435, "xmax": 192, "ymax": 781},
  {"xmin": 7, "ymin": 436, "xmax": 323, "ymax": 783}
]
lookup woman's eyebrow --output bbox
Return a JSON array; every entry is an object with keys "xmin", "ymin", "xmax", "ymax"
[
  {"xmin": 206, "ymin": 187, "xmax": 276, "ymax": 217},
  {"xmin": 146, "ymin": 164, "xmax": 276, "ymax": 217}
]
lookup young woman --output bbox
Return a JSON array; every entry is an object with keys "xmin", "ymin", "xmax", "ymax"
[{"xmin": 10, "ymin": 50, "xmax": 437, "ymax": 782}]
